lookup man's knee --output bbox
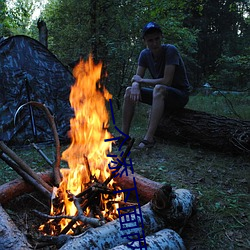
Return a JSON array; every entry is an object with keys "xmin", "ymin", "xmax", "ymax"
[
  {"xmin": 124, "ymin": 87, "xmax": 132, "ymax": 99},
  {"xmin": 153, "ymin": 84, "xmax": 166, "ymax": 98}
]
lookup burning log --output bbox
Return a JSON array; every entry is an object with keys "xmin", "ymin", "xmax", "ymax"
[
  {"xmin": 111, "ymin": 228, "xmax": 186, "ymax": 250},
  {"xmin": 156, "ymin": 108, "xmax": 250, "ymax": 154},
  {"xmin": 0, "ymin": 204, "xmax": 32, "ymax": 249},
  {"xmin": 59, "ymin": 185, "xmax": 195, "ymax": 249}
]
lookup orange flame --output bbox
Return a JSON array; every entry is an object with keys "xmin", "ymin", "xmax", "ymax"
[{"xmin": 44, "ymin": 55, "xmax": 122, "ymax": 234}]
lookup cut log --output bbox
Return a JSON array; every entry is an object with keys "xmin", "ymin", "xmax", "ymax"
[
  {"xmin": 155, "ymin": 108, "xmax": 250, "ymax": 154},
  {"xmin": 0, "ymin": 168, "xmax": 161, "ymax": 205},
  {"xmin": 0, "ymin": 204, "xmax": 32, "ymax": 249},
  {"xmin": 0, "ymin": 171, "xmax": 53, "ymax": 204},
  {"xmin": 110, "ymin": 228, "xmax": 186, "ymax": 250},
  {"xmin": 59, "ymin": 186, "xmax": 195, "ymax": 249},
  {"xmin": 118, "ymin": 170, "xmax": 162, "ymax": 202}
]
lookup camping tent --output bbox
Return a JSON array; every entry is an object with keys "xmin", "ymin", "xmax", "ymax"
[{"xmin": 0, "ymin": 35, "xmax": 75, "ymax": 145}]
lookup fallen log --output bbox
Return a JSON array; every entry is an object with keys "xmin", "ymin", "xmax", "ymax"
[
  {"xmin": 111, "ymin": 228, "xmax": 186, "ymax": 250},
  {"xmin": 155, "ymin": 108, "xmax": 250, "ymax": 154},
  {"xmin": 59, "ymin": 186, "xmax": 195, "ymax": 249},
  {"xmin": 0, "ymin": 204, "xmax": 32, "ymax": 249}
]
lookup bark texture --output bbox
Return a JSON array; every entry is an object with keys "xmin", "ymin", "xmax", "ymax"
[
  {"xmin": 0, "ymin": 204, "xmax": 32, "ymax": 249},
  {"xmin": 37, "ymin": 19, "xmax": 48, "ymax": 47},
  {"xmin": 0, "ymin": 171, "xmax": 53, "ymax": 204},
  {"xmin": 110, "ymin": 228, "xmax": 186, "ymax": 250},
  {"xmin": 59, "ymin": 187, "xmax": 195, "ymax": 250},
  {"xmin": 156, "ymin": 108, "xmax": 250, "ymax": 154},
  {"xmin": 0, "ymin": 170, "xmax": 160, "ymax": 205}
]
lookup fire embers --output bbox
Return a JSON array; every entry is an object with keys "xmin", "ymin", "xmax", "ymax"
[{"xmin": 39, "ymin": 175, "xmax": 124, "ymax": 236}]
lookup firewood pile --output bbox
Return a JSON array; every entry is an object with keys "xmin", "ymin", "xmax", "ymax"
[{"xmin": 0, "ymin": 139, "xmax": 196, "ymax": 250}]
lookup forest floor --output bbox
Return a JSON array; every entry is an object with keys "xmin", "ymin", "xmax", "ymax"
[{"xmin": 0, "ymin": 97, "xmax": 250, "ymax": 250}]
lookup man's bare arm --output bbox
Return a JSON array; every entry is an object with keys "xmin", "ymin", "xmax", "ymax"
[{"xmin": 132, "ymin": 64, "xmax": 176, "ymax": 87}]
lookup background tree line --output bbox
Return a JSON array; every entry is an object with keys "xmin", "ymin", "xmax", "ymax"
[{"xmin": 1, "ymin": 0, "xmax": 249, "ymax": 105}]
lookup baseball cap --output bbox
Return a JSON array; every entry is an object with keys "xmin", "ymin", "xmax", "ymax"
[{"xmin": 142, "ymin": 22, "xmax": 162, "ymax": 38}]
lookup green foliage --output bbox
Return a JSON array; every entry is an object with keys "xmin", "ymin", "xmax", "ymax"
[
  {"xmin": 208, "ymin": 55, "xmax": 250, "ymax": 89},
  {"xmin": 0, "ymin": 0, "xmax": 12, "ymax": 36},
  {"xmin": 5, "ymin": 0, "xmax": 35, "ymax": 35},
  {"xmin": 2, "ymin": 0, "xmax": 250, "ymax": 97}
]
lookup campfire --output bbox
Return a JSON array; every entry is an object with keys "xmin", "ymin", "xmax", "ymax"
[
  {"xmin": 38, "ymin": 55, "xmax": 126, "ymax": 236},
  {"xmin": 0, "ymin": 55, "xmax": 196, "ymax": 249}
]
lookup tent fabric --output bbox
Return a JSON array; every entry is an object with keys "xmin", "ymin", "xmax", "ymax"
[{"xmin": 0, "ymin": 35, "xmax": 75, "ymax": 144}]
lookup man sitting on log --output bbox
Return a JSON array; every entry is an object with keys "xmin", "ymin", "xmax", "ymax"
[{"xmin": 120, "ymin": 21, "xmax": 191, "ymax": 149}]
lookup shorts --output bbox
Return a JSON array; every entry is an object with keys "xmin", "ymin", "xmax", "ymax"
[{"xmin": 140, "ymin": 87, "xmax": 189, "ymax": 112}]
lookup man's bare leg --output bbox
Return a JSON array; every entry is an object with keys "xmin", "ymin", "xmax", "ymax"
[
  {"xmin": 122, "ymin": 87, "xmax": 136, "ymax": 135},
  {"xmin": 138, "ymin": 85, "xmax": 166, "ymax": 147}
]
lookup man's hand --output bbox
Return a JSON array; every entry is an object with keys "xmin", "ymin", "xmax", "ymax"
[
  {"xmin": 130, "ymin": 82, "xmax": 141, "ymax": 102},
  {"xmin": 131, "ymin": 74, "xmax": 142, "ymax": 83}
]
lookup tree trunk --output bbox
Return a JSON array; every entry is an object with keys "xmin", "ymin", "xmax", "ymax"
[
  {"xmin": 155, "ymin": 108, "xmax": 250, "ymax": 154},
  {"xmin": 59, "ymin": 187, "xmax": 195, "ymax": 250},
  {"xmin": 111, "ymin": 228, "xmax": 186, "ymax": 250},
  {"xmin": 0, "ymin": 204, "xmax": 32, "ymax": 249},
  {"xmin": 37, "ymin": 19, "xmax": 48, "ymax": 47}
]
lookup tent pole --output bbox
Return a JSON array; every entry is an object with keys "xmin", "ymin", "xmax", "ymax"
[{"xmin": 24, "ymin": 78, "xmax": 38, "ymax": 142}]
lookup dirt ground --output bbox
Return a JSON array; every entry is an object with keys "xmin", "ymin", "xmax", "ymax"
[{"xmin": 1, "ymin": 138, "xmax": 249, "ymax": 249}]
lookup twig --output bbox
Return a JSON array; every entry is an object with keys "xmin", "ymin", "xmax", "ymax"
[
  {"xmin": 0, "ymin": 141, "xmax": 52, "ymax": 194},
  {"xmin": 59, "ymin": 191, "xmax": 104, "ymax": 235}
]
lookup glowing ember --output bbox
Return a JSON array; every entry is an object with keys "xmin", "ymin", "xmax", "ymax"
[{"xmin": 40, "ymin": 55, "xmax": 123, "ymax": 235}]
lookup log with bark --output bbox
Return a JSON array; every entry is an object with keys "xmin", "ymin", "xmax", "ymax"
[
  {"xmin": 0, "ymin": 170, "xmax": 195, "ymax": 249},
  {"xmin": 59, "ymin": 185, "xmax": 195, "ymax": 249},
  {"xmin": 111, "ymin": 228, "xmax": 186, "ymax": 250},
  {"xmin": 0, "ymin": 169, "xmax": 161, "ymax": 205},
  {"xmin": 0, "ymin": 204, "xmax": 32, "ymax": 249},
  {"xmin": 155, "ymin": 108, "xmax": 250, "ymax": 154},
  {"xmin": 0, "ymin": 171, "xmax": 53, "ymax": 205}
]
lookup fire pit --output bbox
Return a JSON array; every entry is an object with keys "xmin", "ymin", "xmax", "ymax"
[{"xmin": 0, "ymin": 55, "xmax": 196, "ymax": 249}]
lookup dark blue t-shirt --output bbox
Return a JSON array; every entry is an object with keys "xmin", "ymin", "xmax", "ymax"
[{"xmin": 138, "ymin": 44, "xmax": 190, "ymax": 91}]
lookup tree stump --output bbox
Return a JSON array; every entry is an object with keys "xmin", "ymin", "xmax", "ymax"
[{"xmin": 155, "ymin": 108, "xmax": 250, "ymax": 154}]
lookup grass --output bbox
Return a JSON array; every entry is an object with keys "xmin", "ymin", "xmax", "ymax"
[{"xmin": 0, "ymin": 94, "xmax": 249, "ymax": 249}]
